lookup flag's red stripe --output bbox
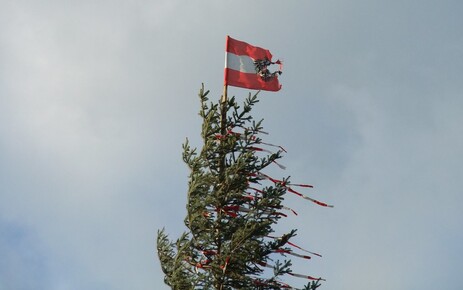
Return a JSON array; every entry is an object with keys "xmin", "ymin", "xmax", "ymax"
[
  {"xmin": 226, "ymin": 35, "xmax": 272, "ymax": 60},
  {"xmin": 225, "ymin": 68, "xmax": 281, "ymax": 91}
]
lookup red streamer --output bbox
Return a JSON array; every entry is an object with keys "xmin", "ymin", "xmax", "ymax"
[
  {"xmin": 287, "ymin": 187, "xmax": 334, "ymax": 208},
  {"xmin": 288, "ymin": 272, "xmax": 325, "ymax": 281},
  {"xmin": 287, "ymin": 241, "xmax": 322, "ymax": 258},
  {"xmin": 274, "ymin": 249, "xmax": 311, "ymax": 260}
]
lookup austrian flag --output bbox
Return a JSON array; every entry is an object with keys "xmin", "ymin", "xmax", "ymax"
[{"xmin": 224, "ymin": 36, "xmax": 282, "ymax": 91}]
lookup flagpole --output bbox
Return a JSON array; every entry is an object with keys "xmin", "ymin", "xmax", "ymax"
[
  {"xmin": 217, "ymin": 82, "xmax": 228, "ymax": 283},
  {"xmin": 221, "ymin": 36, "xmax": 229, "ymax": 135},
  {"xmin": 220, "ymin": 84, "xmax": 228, "ymax": 135}
]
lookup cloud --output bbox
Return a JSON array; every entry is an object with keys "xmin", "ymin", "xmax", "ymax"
[{"xmin": 1, "ymin": 1, "xmax": 462, "ymax": 289}]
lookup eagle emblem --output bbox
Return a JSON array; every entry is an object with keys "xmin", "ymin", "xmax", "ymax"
[{"xmin": 253, "ymin": 58, "xmax": 282, "ymax": 82}]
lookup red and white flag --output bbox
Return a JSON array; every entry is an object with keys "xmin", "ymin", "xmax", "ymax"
[{"xmin": 224, "ymin": 36, "xmax": 282, "ymax": 91}]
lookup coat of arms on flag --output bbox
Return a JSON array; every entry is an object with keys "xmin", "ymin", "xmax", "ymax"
[{"xmin": 224, "ymin": 36, "xmax": 282, "ymax": 92}]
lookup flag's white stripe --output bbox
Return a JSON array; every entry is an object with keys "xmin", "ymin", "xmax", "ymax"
[{"xmin": 225, "ymin": 52, "xmax": 256, "ymax": 73}]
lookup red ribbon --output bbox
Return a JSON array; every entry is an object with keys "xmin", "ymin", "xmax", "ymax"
[
  {"xmin": 288, "ymin": 272, "xmax": 325, "ymax": 281},
  {"xmin": 287, "ymin": 187, "xmax": 333, "ymax": 208},
  {"xmin": 274, "ymin": 248, "xmax": 311, "ymax": 260},
  {"xmin": 287, "ymin": 241, "xmax": 322, "ymax": 258}
]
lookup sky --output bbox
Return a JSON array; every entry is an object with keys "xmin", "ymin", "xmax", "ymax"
[{"xmin": 0, "ymin": 1, "xmax": 462, "ymax": 289}]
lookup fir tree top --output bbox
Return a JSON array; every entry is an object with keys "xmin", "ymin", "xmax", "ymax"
[{"xmin": 157, "ymin": 84, "xmax": 331, "ymax": 290}]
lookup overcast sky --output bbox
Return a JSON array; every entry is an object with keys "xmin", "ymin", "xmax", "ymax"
[{"xmin": 1, "ymin": 1, "xmax": 462, "ymax": 289}]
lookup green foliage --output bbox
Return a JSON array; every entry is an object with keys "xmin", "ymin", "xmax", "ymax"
[{"xmin": 157, "ymin": 85, "xmax": 322, "ymax": 290}]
